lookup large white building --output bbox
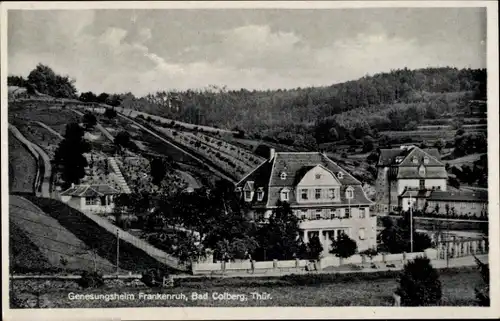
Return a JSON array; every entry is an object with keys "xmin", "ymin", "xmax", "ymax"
[
  {"xmin": 374, "ymin": 145, "xmax": 448, "ymax": 214},
  {"xmin": 235, "ymin": 150, "xmax": 376, "ymax": 254}
]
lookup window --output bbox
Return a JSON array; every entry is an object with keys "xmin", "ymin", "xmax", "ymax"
[
  {"xmin": 235, "ymin": 187, "xmax": 242, "ymax": 198},
  {"xmin": 412, "ymin": 157, "xmax": 418, "ymax": 164},
  {"xmin": 419, "ymin": 179, "xmax": 425, "ymax": 189},
  {"xmin": 315, "ymin": 189, "xmax": 321, "ymax": 200},
  {"xmin": 338, "ymin": 229, "xmax": 346, "ymax": 236},
  {"xmin": 315, "ymin": 173, "xmax": 321, "ymax": 179},
  {"xmin": 328, "ymin": 188, "xmax": 335, "ymax": 199},
  {"xmin": 419, "ymin": 165, "xmax": 426, "ymax": 177},
  {"xmin": 359, "ymin": 208, "xmax": 366, "ymax": 218},
  {"xmin": 329, "ymin": 208, "xmax": 336, "ymax": 219},
  {"xmin": 337, "ymin": 172, "xmax": 343, "ymax": 179},
  {"xmin": 344, "ymin": 208, "xmax": 350, "ymax": 218},
  {"xmin": 281, "ymin": 190, "xmax": 289, "ymax": 201},
  {"xmin": 437, "ymin": 186, "xmax": 441, "ymax": 190},
  {"xmin": 257, "ymin": 189, "xmax": 264, "ymax": 201},
  {"xmin": 244, "ymin": 191, "xmax": 252, "ymax": 201},
  {"xmin": 280, "ymin": 172, "xmax": 287, "ymax": 180},
  {"xmin": 85, "ymin": 197, "xmax": 98, "ymax": 206},
  {"xmin": 471, "ymin": 202, "xmax": 476, "ymax": 209},
  {"xmin": 461, "ymin": 202, "xmax": 466, "ymax": 209},
  {"xmin": 301, "ymin": 210, "xmax": 307, "ymax": 220},
  {"xmin": 301, "ymin": 189, "xmax": 308, "ymax": 200},
  {"xmin": 346, "ymin": 187, "xmax": 354, "ymax": 199},
  {"xmin": 423, "ymin": 156, "xmax": 429, "ymax": 164},
  {"xmin": 359, "ymin": 228, "xmax": 366, "ymax": 240},
  {"xmin": 315, "ymin": 209, "xmax": 322, "ymax": 219},
  {"xmin": 100, "ymin": 196, "xmax": 107, "ymax": 206}
]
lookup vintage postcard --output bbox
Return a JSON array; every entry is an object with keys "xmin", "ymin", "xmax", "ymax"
[{"xmin": 1, "ymin": 1, "xmax": 499, "ymax": 320}]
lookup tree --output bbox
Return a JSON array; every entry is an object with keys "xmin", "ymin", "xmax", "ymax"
[
  {"xmin": 114, "ymin": 131, "xmax": 132, "ymax": 149},
  {"xmin": 433, "ymin": 139, "xmax": 445, "ymax": 152},
  {"xmin": 330, "ymin": 233, "xmax": 357, "ymax": 260},
  {"xmin": 474, "ymin": 255, "xmax": 490, "ymax": 306},
  {"xmin": 378, "ymin": 215, "xmax": 432, "ymax": 254},
  {"xmin": 53, "ymin": 123, "xmax": 91, "ymax": 188},
  {"xmin": 306, "ymin": 235, "xmax": 324, "ymax": 261},
  {"xmin": 80, "ymin": 91, "xmax": 98, "ymax": 103},
  {"xmin": 104, "ymin": 108, "xmax": 117, "ymax": 119},
  {"xmin": 255, "ymin": 201, "xmax": 303, "ymax": 260},
  {"xmin": 150, "ymin": 157, "xmax": 168, "ymax": 186},
  {"xmin": 362, "ymin": 136, "xmax": 375, "ymax": 153},
  {"xmin": 82, "ymin": 112, "xmax": 97, "ymax": 130},
  {"xmin": 396, "ymin": 256, "xmax": 442, "ymax": 306},
  {"xmin": 27, "ymin": 63, "xmax": 77, "ymax": 98}
]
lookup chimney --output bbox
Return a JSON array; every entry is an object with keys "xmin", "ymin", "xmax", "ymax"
[{"xmin": 269, "ymin": 148, "xmax": 276, "ymax": 161}]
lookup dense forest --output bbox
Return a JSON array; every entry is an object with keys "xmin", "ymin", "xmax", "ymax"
[
  {"xmin": 9, "ymin": 66, "xmax": 487, "ymax": 150},
  {"xmin": 122, "ymin": 67, "xmax": 487, "ymax": 148}
]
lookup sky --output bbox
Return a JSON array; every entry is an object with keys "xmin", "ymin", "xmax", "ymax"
[{"xmin": 8, "ymin": 8, "xmax": 486, "ymax": 96}]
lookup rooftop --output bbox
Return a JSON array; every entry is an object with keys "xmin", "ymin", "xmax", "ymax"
[
  {"xmin": 60, "ymin": 184, "xmax": 120, "ymax": 197},
  {"xmin": 427, "ymin": 190, "xmax": 488, "ymax": 203}
]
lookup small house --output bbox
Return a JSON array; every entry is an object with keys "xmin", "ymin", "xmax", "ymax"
[{"xmin": 60, "ymin": 183, "xmax": 120, "ymax": 214}]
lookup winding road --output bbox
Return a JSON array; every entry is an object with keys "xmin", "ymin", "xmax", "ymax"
[{"xmin": 9, "ymin": 124, "xmax": 52, "ymax": 197}]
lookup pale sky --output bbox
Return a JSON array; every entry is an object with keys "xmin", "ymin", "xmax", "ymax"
[{"xmin": 8, "ymin": 8, "xmax": 486, "ymax": 96}]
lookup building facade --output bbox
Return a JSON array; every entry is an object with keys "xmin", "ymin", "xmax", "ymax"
[
  {"xmin": 425, "ymin": 190, "xmax": 488, "ymax": 218},
  {"xmin": 236, "ymin": 150, "xmax": 376, "ymax": 254},
  {"xmin": 60, "ymin": 183, "xmax": 119, "ymax": 214},
  {"xmin": 374, "ymin": 145, "xmax": 448, "ymax": 214}
]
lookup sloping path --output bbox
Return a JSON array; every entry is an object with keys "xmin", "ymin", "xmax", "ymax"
[
  {"xmin": 77, "ymin": 208, "xmax": 187, "ymax": 272},
  {"xmin": 33, "ymin": 121, "xmax": 63, "ymax": 140},
  {"xmin": 9, "ymin": 124, "xmax": 52, "ymax": 197},
  {"xmin": 118, "ymin": 113, "xmax": 236, "ymax": 183}
]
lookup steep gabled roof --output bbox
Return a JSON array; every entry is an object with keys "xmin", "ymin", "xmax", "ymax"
[
  {"xmin": 270, "ymin": 152, "xmax": 361, "ymax": 187},
  {"xmin": 60, "ymin": 184, "xmax": 120, "ymax": 197},
  {"xmin": 378, "ymin": 146, "xmax": 443, "ymax": 167}
]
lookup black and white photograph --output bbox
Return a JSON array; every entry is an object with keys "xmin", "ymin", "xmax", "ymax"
[{"xmin": 1, "ymin": 1, "xmax": 498, "ymax": 319}]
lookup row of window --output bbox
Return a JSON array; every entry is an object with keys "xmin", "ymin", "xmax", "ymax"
[
  {"xmin": 306, "ymin": 228, "xmax": 367, "ymax": 241},
  {"xmin": 85, "ymin": 196, "xmax": 110, "ymax": 206},
  {"xmin": 296, "ymin": 207, "xmax": 368, "ymax": 220},
  {"xmin": 240, "ymin": 186, "xmax": 355, "ymax": 202}
]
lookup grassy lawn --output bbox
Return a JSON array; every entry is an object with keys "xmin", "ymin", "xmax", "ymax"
[
  {"xmin": 24, "ymin": 196, "xmax": 182, "ymax": 274},
  {"xmin": 11, "ymin": 267, "xmax": 482, "ymax": 308},
  {"xmin": 8, "ymin": 131, "xmax": 37, "ymax": 194},
  {"xmin": 9, "ymin": 195, "xmax": 116, "ymax": 274}
]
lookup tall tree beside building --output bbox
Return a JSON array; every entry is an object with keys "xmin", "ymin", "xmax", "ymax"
[
  {"xmin": 255, "ymin": 201, "xmax": 303, "ymax": 260},
  {"xmin": 330, "ymin": 233, "xmax": 357, "ymax": 260},
  {"xmin": 53, "ymin": 123, "xmax": 91, "ymax": 189}
]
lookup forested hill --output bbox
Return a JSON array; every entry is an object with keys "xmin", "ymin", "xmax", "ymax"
[{"xmin": 131, "ymin": 67, "xmax": 486, "ymax": 147}]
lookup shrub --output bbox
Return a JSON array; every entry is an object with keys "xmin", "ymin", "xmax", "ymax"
[
  {"xmin": 396, "ymin": 256, "xmax": 442, "ymax": 306},
  {"xmin": 474, "ymin": 256, "xmax": 490, "ymax": 306},
  {"xmin": 78, "ymin": 271, "xmax": 105, "ymax": 289},
  {"xmin": 330, "ymin": 233, "xmax": 357, "ymax": 259}
]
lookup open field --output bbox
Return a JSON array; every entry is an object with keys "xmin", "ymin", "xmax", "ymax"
[
  {"xmin": 447, "ymin": 153, "xmax": 485, "ymax": 165},
  {"xmin": 10, "ymin": 267, "xmax": 482, "ymax": 307},
  {"xmin": 9, "ymin": 103, "xmax": 82, "ymax": 136},
  {"xmin": 9, "ymin": 195, "xmax": 116, "ymax": 274},
  {"xmin": 8, "ymin": 131, "xmax": 38, "ymax": 194}
]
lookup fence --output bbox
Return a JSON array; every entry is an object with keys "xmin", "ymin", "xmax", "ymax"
[
  {"xmin": 191, "ymin": 249, "xmax": 440, "ymax": 275},
  {"xmin": 436, "ymin": 236, "xmax": 488, "ymax": 260}
]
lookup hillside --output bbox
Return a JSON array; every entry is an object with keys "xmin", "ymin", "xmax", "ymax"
[{"xmin": 115, "ymin": 67, "xmax": 486, "ymax": 148}]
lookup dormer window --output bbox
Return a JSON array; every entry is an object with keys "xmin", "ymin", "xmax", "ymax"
[
  {"xmin": 423, "ymin": 156, "xmax": 429, "ymax": 164},
  {"xmin": 345, "ymin": 186, "xmax": 354, "ymax": 200},
  {"xmin": 244, "ymin": 191, "xmax": 252, "ymax": 201},
  {"xmin": 257, "ymin": 187, "xmax": 264, "ymax": 201},
  {"xmin": 315, "ymin": 173, "xmax": 321, "ymax": 179},
  {"xmin": 412, "ymin": 157, "xmax": 418, "ymax": 164},
  {"xmin": 235, "ymin": 187, "xmax": 242, "ymax": 198},
  {"xmin": 280, "ymin": 188, "xmax": 290, "ymax": 201},
  {"xmin": 395, "ymin": 156, "xmax": 404, "ymax": 163},
  {"xmin": 280, "ymin": 172, "xmax": 287, "ymax": 180},
  {"xmin": 337, "ymin": 172, "xmax": 344, "ymax": 179},
  {"xmin": 419, "ymin": 165, "xmax": 426, "ymax": 177}
]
